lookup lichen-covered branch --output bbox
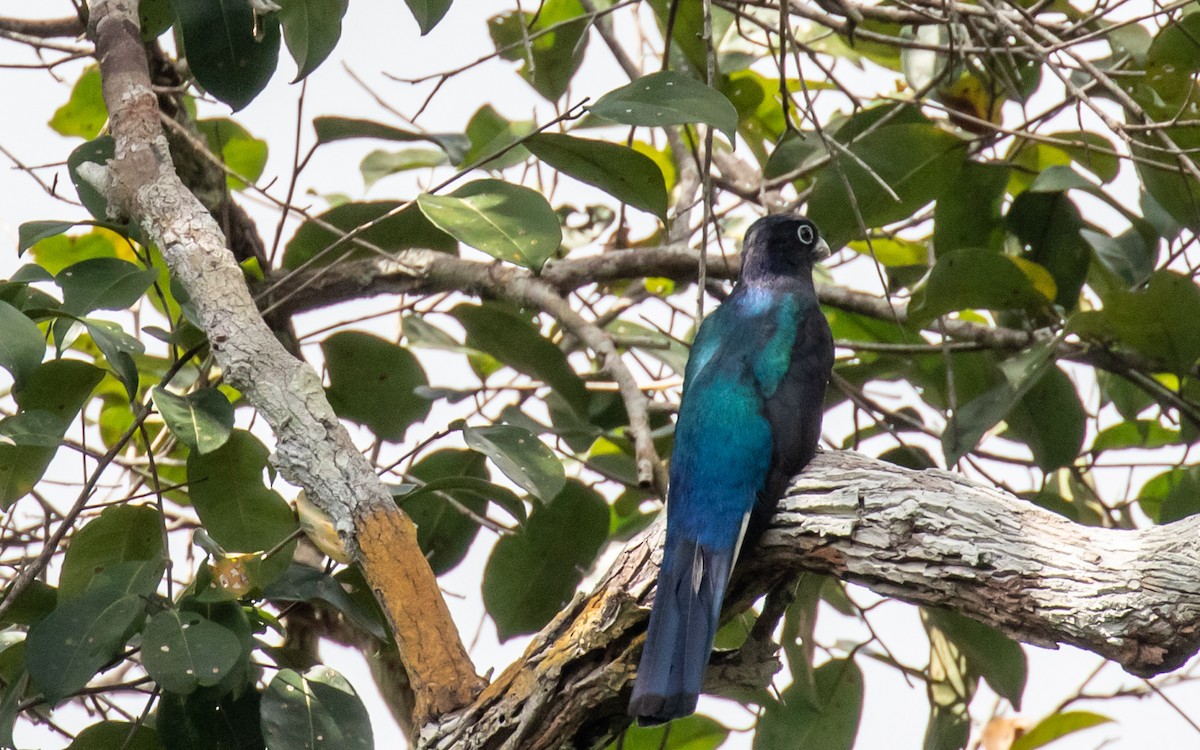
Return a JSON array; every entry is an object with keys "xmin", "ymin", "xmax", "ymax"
[
  {"xmin": 420, "ymin": 449, "xmax": 1200, "ymax": 749},
  {"xmin": 87, "ymin": 0, "xmax": 482, "ymax": 725}
]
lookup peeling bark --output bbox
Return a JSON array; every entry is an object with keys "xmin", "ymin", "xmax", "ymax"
[{"xmin": 421, "ymin": 450, "xmax": 1200, "ymax": 749}]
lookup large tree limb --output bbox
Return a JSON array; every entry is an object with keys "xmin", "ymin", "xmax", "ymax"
[
  {"xmin": 264, "ymin": 248, "xmax": 1199, "ymax": 401},
  {"xmin": 88, "ymin": 0, "xmax": 482, "ymax": 724},
  {"xmin": 420, "ymin": 449, "xmax": 1200, "ymax": 749}
]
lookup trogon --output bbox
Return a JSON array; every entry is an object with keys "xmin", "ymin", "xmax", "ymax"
[{"xmin": 629, "ymin": 214, "xmax": 835, "ymax": 724}]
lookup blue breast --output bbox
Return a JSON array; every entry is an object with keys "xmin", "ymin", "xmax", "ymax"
[{"xmin": 666, "ymin": 288, "xmax": 802, "ymax": 548}]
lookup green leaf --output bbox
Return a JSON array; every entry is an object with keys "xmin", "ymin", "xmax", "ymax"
[
  {"xmin": 261, "ymin": 667, "xmax": 373, "ymax": 750},
  {"xmin": 589, "ymin": 71, "xmax": 739, "ymax": 143},
  {"xmin": 56, "ymin": 258, "xmax": 158, "ymax": 316},
  {"xmin": 488, "ymin": 0, "xmax": 589, "ymax": 102},
  {"xmin": 152, "ymin": 387, "xmax": 235, "ymax": 455},
  {"xmin": 65, "ymin": 721, "xmax": 162, "ymax": 750},
  {"xmin": 808, "ymin": 123, "xmax": 967, "ymax": 248},
  {"xmin": 67, "ymin": 136, "xmax": 115, "ymax": 221},
  {"xmin": 765, "ymin": 129, "xmax": 822, "ymax": 180},
  {"xmin": 1138, "ymin": 466, "xmax": 1200, "ymax": 523},
  {"xmin": 196, "ymin": 119, "xmax": 268, "ymax": 191},
  {"xmin": 26, "ymin": 564, "xmax": 156, "ymax": 702},
  {"xmin": 754, "ymin": 659, "xmax": 863, "ymax": 750},
  {"xmin": 450, "ymin": 301, "xmax": 589, "ymax": 413},
  {"xmin": 847, "ymin": 237, "xmax": 929, "ymax": 267},
  {"xmin": 19, "ymin": 220, "xmax": 93, "ymax": 253},
  {"xmin": 171, "ymin": 0, "xmax": 281, "ymax": 111},
  {"xmin": 25, "ymin": 226, "xmax": 121, "ymax": 273},
  {"xmin": 157, "ymin": 687, "xmax": 263, "ymax": 750},
  {"xmin": 59, "ymin": 504, "xmax": 163, "ymax": 601},
  {"xmin": 263, "ymin": 564, "xmax": 388, "ymax": 639},
  {"xmin": 401, "ymin": 450, "xmax": 499, "ymax": 574},
  {"xmin": 462, "ymin": 104, "xmax": 533, "ymax": 169},
  {"xmin": 608, "ymin": 714, "xmax": 729, "ymax": 750},
  {"xmin": 186, "ymin": 430, "xmax": 298, "ymax": 584},
  {"xmin": 908, "ymin": 248, "xmax": 1049, "ymax": 327},
  {"xmin": 402, "ymin": 0, "xmax": 452, "ymax": 35},
  {"xmin": 49, "ymin": 66, "xmax": 107, "ymax": 140},
  {"xmin": 1092, "ymin": 420, "xmax": 1181, "ymax": 452},
  {"xmin": 1132, "ymin": 126, "xmax": 1200, "ymax": 231},
  {"xmin": 482, "ymin": 480, "xmax": 608, "ymax": 639},
  {"xmin": 1007, "ymin": 190, "xmax": 1090, "ymax": 310},
  {"xmin": 1050, "ymin": 131, "xmax": 1119, "ymax": 183},
  {"xmin": 278, "ymin": 0, "xmax": 348, "ymax": 81},
  {"xmin": 1071, "ymin": 270, "xmax": 1200, "ymax": 373},
  {"xmin": 607, "ymin": 319, "xmax": 690, "ymax": 375},
  {"xmin": 418, "ymin": 179, "xmax": 562, "ymax": 270},
  {"xmin": 525, "ymin": 133, "xmax": 668, "ymax": 220},
  {"xmin": 322, "ymin": 331, "xmax": 430, "ymax": 442},
  {"xmin": 312, "ymin": 116, "xmax": 469, "ymax": 161},
  {"xmin": 0, "ymin": 583, "xmax": 56, "ymax": 630},
  {"xmin": 142, "ymin": 609, "xmax": 244, "ymax": 695},
  {"xmin": 84, "ymin": 318, "xmax": 144, "ymax": 400},
  {"xmin": 360, "ymin": 147, "xmax": 448, "ymax": 188},
  {"xmin": 1003, "ymin": 364, "xmax": 1086, "ymax": 471},
  {"xmin": 923, "ymin": 608, "xmax": 1027, "ymax": 708},
  {"xmin": 0, "ymin": 300, "xmax": 45, "ymax": 388},
  {"xmin": 942, "ymin": 344, "xmax": 1056, "ymax": 466},
  {"xmin": 0, "ymin": 411, "xmax": 64, "ymax": 448},
  {"xmin": 646, "ymin": 0, "xmax": 732, "ymax": 77},
  {"xmin": 140, "ymin": 0, "xmax": 175, "ymax": 40},
  {"xmin": 1081, "ymin": 228, "xmax": 1156, "ymax": 289},
  {"xmin": 282, "ymin": 200, "xmax": 457, "ymax": 270},
  {"xmin": 1010, "ymin": 711, "xmax": 1113, "ymax": 750},
  {"xmin": 404, "ymin": 476, "xmax": 526, "ymax": 525},
  {"xmin": 463, "ymin": 423, "xmax": 565, "ymax": 502},
  {"xmin": 933, "ymin": 161, "xmax": 1008, "ymax": 257},
  {"xmin": 0, "ymin": 361, "xmax": 104, "ymax": 510}
]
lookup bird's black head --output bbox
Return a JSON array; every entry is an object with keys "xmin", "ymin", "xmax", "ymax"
[{"xmin": 739, "ymin": 214, "xmax": 830, "ymax": 284}]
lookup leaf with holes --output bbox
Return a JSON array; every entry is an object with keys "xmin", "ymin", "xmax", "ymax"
[
  {"xmin": 141, "ymin": 609, "xmax": 243, "ymax": 694},
  {"xmin": 463, "ymin": 423, "xmax": 565, "ymax": 501},
  {"xmin": 590, "ymin": 72, "xmax": 739, "ymax": 143},
  {"xmin": 25, "ymin": 562, "xmax": 159, "ymax": 703},
  {"xmin": 261, "ymin": 667, "xmax": 373, "ymax": 750},
  {"xmin": 56, "ymin": 258, "xmax": 158, "ymax": 316}
]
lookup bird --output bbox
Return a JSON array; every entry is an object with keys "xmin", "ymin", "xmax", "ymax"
[{"xmin": 628, "ymin": 213, "xmax": 835, "ymax": 725}]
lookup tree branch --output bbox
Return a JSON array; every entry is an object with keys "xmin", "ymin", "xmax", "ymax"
[
  {"xmin": 0, "ymin": 15, "xmax": 84, "ymax": 38},
  {"xmin": 87, "ymin": 0, "xmax": 483, "ymax": 724},
  {"xmin": 264, "ymin": 248, "xmax": 1198, "ymax": 407},
  {"xmin": 421, "ymin": 450, "xmax": 1200, "ymax": 749}
]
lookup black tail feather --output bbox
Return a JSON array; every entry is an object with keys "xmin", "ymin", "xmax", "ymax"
[{"xmin": 629, "ymin": 537, "xmax": 733, "ymax": 725}]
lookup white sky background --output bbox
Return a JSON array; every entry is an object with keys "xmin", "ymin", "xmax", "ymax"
[{"xmin": 1, "ymin": 0, "xmax": 1199, "ymax": 747}]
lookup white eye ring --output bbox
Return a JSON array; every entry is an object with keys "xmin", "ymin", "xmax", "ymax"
[{"xmin": 797, "ymin": 224, "xmax": 815, "ymax": 244}]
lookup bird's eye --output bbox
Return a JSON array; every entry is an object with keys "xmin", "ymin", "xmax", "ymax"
[{"xmin": 797, "ymin": 224, "xmax": 815, "ymax": 245}]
